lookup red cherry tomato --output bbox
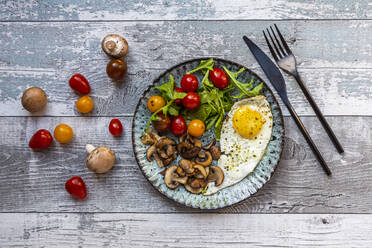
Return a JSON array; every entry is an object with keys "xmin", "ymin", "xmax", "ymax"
[
  {"xmin": 209, "ymin": 68, "xmax": 229, "ymax": 89},
  {"xmin": 183, "ymin": 92, "xmax": 200, "ymax": 110},
  {"xmin": 65, "ymin": 176, "xmax": 87, "ymax": 200},
  {"xmin": 181, "ymin": 74, "xmax": 198, "ymax": 92},
  {"xmin": 174, "ymin": 87, "xmax": 184, "ymax": 106},
  {"xmin": 109, "ymin": 118, "xmax": 123, "ymax": 136},
  {"xmin": 69, "ymin": 74, "xmax": 91, "ymax": 94},
  {"xmin": 171, "ymin": 115, "xmax": 187, "ymax": 136},
  {"xmin": 29, "ymin": 129, "xmax": 53, "ymax": 149}
]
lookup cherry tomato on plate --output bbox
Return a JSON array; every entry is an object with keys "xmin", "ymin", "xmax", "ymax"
[
  {"xmin": 188, "ymin": 119, "xmax": 205, "ymax": 137},
  {"xmin": 147, "ymin": 95, "xmax": 166, "ymax": 112},
  {"xmin": 183, "ymin": 92, "xmax": 200, "ymax": 110},
  {"xmin": 69, "ymin": 74, "xmax": 91, "ymax": 94},
  {"xmin": 209, "ymin": 68, "xmax": 229, "ymax": 89},
  {"xmin": 109, "ymin": 119, "xmax": 123, "ymax": 136},
  {"xmin": 76, "ymin": 96, "xmax": 94, "ymax": 113},
  {"xmin": 152, "ymin": 112, "xmax": 171, "ymax": 133},
  {"xmin": 54, "ymin": 124, "xmax": 73, "ymax": 143},
  {"xmin": 29, "ymin": 129, "xmax": 53, "ymax": 149},
  {"xmin": 181, "ymin": 74, "xmax": 198, "ymax": 92},
  {"xmin": 174, "ymin": 87, "xmax": 184, "ymax": 106},
  {"xmin": 171, "ymin": 115, "xmax": 186, "ymax": 136},
  {"xmin": 65, "ymin": 176, "xmax": 87, "ymax": 200}
]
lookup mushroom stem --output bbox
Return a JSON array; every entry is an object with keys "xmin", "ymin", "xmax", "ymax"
[{"xmin": 85, "ymin": 144, "xmax": 96, "ymax": 153}]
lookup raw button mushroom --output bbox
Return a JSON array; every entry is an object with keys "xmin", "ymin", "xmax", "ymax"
[
  {"xmin": 21, "ymin": 87, "xmax": 47, "ymax": 112},
  {"xmin": 85, "ymin": 144, "xmax": 115, "ymax": 173},
  {"xmin": 102, "ymin": 34, "xmax": 129, "ymax": 58}
]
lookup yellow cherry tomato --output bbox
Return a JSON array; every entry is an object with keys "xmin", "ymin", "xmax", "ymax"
[
  {"xmin": 54, "ymin": 124, "xmax": 73, "ymax": 143},
  {"xmin": 188, "ymin": 119, "xmax": 205, "ymax": 137},
  {"xmin": 76, "ymin": 96, "xmax": 94, "ymax": 113},
  {"xmin": 147, "ymin": 96, "xmax": 165, "ymax": 112}
]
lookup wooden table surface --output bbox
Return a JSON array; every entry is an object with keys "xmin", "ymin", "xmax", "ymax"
[{"xmin": 0, "ymin": 1, "xmax": 371, "ymax": 247}]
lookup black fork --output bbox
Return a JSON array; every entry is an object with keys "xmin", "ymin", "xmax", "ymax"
[{"xmin": 263, "ymin": 24, "xmax": 344, "ymax": 154}]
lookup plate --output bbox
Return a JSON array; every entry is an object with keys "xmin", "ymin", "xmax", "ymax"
[{"xmin": 132, "ymin": 58, "xmax": 284, "ymax": 209}]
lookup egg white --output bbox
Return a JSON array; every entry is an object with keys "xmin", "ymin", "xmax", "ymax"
[{"xmin": 204, "ymin": 95, "xmax": 273, "ymax": 195}]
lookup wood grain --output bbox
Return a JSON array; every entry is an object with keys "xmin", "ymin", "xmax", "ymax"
[
  {"xmin": 1, "ymin": 1, "xmax": 371, "ymax": 246},
  {"xmin": 1, "ymin": 213, "xmax": 372, "ymax": 247},
  {"xmin": 0, "ymin": 20, "xmax": 371, "ymax": 116},
  {"xmin": 1, "ymin": 0, "xmax": 371, "ymax": 21},
  {"xmin": 0, "ymin": 116, "xmax": 370, "ymax": 213}
]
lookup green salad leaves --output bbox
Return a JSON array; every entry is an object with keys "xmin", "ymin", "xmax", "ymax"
[
  {"xmin": 186, "ymin": 58, "xmax": 214, "ymax": 75},
  {"xmin": 183, "ymin": 59, "xmax": 263, "ymax": 139},
  {"xmin": 147, "ymin": 58, "xmax": 263, "ymax": 139},
  {"xmin": 223, "ymin": 67, "xmax": 263, "ymax": 99}
]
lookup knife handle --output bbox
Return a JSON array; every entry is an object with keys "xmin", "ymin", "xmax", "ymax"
[
  {"xmin": 293, "ymin": 72, "xmax": 344, "ymax": 154},
  {"xmin": 284, "ymin": 101, "xmax": 332, "ymax": 176}
]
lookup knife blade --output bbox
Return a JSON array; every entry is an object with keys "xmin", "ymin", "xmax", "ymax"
[
  {"xmin": 243, "ymin": 35, "xmax": 332, "ymax": 176},
  {"xmin": 243, "ymin": 36, "xmax": 288, "ymax": 102}
]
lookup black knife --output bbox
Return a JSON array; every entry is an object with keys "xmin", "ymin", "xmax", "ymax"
[{"xmin": 243, "ymin": 36, "xmax": 332, "ymax": 176}]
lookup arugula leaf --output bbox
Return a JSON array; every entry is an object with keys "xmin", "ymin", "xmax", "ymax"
[
  {"xmin": 186, "ymin": 58, "xmax": 214, "ymax": 74},
  {"xmin": 154, "ymin": 74, "xmax": 175, "ymax": 100},
  {"xmin": 173, "ymin": 91, "xmax": 187, "ymax": 99},
  {"xmin": 185, "ymin": 104, "xmax": 212, "ymax": 122},
  {"xmin": 221, "ymin": 82, "xmax": 235, "ymax": 94},
  {"xmin": 205, "ymin": 114, "xmax": 219, "ymax": 131},
  {"xmin": 214, "ymin": 117, "xmax": 223, "ymax": 140},
  {"xmin": 201, "ymin": 69, "xmax": 214, "ymax": 88},
  {"xmin": 168, "ymin": 105, "xmax": 179, "ymax": 116},
  {"xmin": 222, "ymin": 99, "xmax": 234, "ymax": 112},
  {"xmin": 223, "ymin": 66, "xmax": 263, "ymax": 98},
  {"xmin": 199, "ymin": 89, "xmax": 219, "ymax": 113},
  {"xmin": 199, "ymin": 91, "xmax": 210, "ymax": 104}
]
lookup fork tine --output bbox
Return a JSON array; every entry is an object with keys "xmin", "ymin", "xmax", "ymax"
[
  {"xmin": 270, "ymin": 26, "xmax": 286, "ymax": 56},
  {"xmin": 263, "ymin": 30, "xmax": 278, "ymax": 62},
  {"xmin": 266, "ymin": 28, "xmax": 283, "ymax": 59},
  {"xmin": 274, "ymin": 24, "xmax": 292, "ymax": 55}
]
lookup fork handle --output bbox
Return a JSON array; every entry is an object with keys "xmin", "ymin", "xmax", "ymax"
[
  {"xmin": 283, "ymin": 100, "xmax": 332, "ymax": 176},
  {"xmin": 293, "ymin": 72, "xmax": 344, "ymax": 154}
]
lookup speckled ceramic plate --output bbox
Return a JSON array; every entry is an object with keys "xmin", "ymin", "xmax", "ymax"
[{"xmin": 132, "ymin": 58, "xmax": 284, "ymax": 209}]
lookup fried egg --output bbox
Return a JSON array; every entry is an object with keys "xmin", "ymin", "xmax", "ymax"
[{"xmin": 204, "ymin": 95, "xmax": 273, "ymax": 195}]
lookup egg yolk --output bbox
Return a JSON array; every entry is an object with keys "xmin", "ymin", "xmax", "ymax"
[{"xmin": 232, "ymin": 106, "xmax": 264, "ymax": 139}]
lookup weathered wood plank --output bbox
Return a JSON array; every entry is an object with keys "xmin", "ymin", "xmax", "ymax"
[
  {"xmin": 0, "ymin": 20, "xmax": 371, "ymax": 116},
  {"xmin": 2, "ymin": 67, "xmax": 371, "ymax": 117},
  {"xmin": 0, "ymin": 116, "xmax": 370, "ymax": 213},
  {"xmin": 1, "ymin": 213, "xmax": 372, "ymax": 247},
  {"xmin": 1, "ymin": 0, "xmax": 371, "ymax": 21}
]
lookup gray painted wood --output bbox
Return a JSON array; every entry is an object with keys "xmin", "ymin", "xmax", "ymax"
[
  {"xmin": 1, "ymin": 1, "xmax": 372, "ymax": 246},
  {"xmin": 1, "ymin": 213, "xmax": 372, "ymax": 247},
  {"xmin": 0, "ymin": 20, "xmax": 371, "ymax": 116},
  {"xmin": 1, "ymin": 0, "xmax": 371, "ymax": 21},
  {"xmin": 0, "ymin": 116, "xmax": 370, "ymax": 213}
]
